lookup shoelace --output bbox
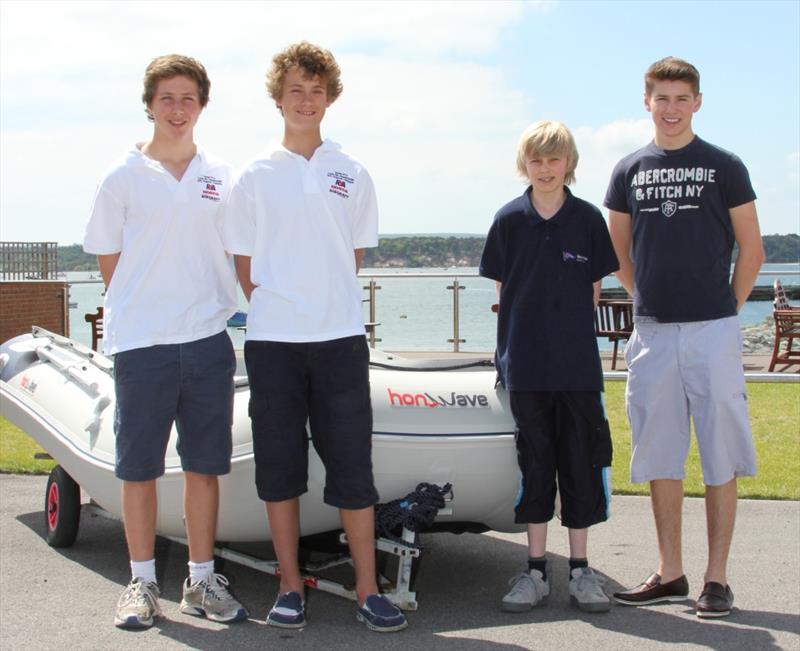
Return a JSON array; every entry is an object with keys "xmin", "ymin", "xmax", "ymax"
[
  {"xmin": 122, "ymin": 580, "xmax": 158, "ymax": 609},
  {"xmin": 202, "ymin": 573, "xmax": 232, "ymax": 602},
  {"xmin": 508, "ymin": 572, "xmax": 545, "ymax": 597}
]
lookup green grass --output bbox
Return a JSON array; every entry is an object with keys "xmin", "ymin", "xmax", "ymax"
[
  {"xmin": 605, "ymin": 381, "xmax": 800, "ymax": 500},
  {"xmin": 2, "ymin": 382, "xmax": 799, "ymax": 498},
  {"xmin": 0, "ymin": 416, "xmax": 56, "ymax": 474}
]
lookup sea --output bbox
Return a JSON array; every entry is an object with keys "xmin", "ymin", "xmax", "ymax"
[{"xmin": 64, "ymin": 263, "xmax": 800, "ymax": 353}]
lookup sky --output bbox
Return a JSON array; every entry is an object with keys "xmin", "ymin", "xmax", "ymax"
[{"xmin": 1, "ymin": 0, "xmax": 798, "ymax": 246}]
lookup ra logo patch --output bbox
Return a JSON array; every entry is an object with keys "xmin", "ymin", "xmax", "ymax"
[
  {"xmin": 327, "ymin": 170, "xmax": 354, "ymax": 199},
  {"xmin": 661, "ymin": 200, "xmax": 677, "ymax": 217},
  {"xmin": 197, "ymin": 175, "xmax": 222, "ymax": 202}
]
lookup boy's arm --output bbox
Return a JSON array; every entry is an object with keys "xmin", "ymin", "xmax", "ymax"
[
  {"xmin": 97, "ymin": 253, "xmax": 120, "ymax": 288},
  {"xmin": 355, "ymin": 249, "xmax": 364, "ymax": 274},
  {"xmin": 730, "ymin": 201, "xmax": 765, "ymax": 311},
  {"xmin": 593, "ymin": 281, "xmax": 601, "ymax": 308},
  {"xmin": 608, "ymin": 210, "xmax": 634, "ymax": 296},
  {"xmin": 234, "ymin": 255, "xmax": 257, "ymax": 302}
]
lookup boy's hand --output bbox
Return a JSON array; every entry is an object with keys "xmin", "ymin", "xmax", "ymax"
[
  {"xmin": 608, "ymin": 211, "xmax": 635, "ymax": 296},
  {"xmin": 234, "ymin": 255, "xmax": 257, "ymax": 302}
]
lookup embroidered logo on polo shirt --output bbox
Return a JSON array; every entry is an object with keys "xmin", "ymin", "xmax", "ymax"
[
  {"xmin": 327, "ymin": 171, "xmax": 354, "ymax": 199},
  {"xmin": 562, "ymin": 251, "xmax": 588, "ymax": 263},
  {"xmin": 197, "ymin": 175, "xmax": 223, "ymax": 202}
]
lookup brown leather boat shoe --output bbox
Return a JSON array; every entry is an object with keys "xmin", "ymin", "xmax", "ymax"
[
  {"xmin": 613, "ymin": 572, "xmax": 690, "ymax": 606},
  {"xmin": 696, "ymin": 582, "xmax": 734, "ymax": 618}
]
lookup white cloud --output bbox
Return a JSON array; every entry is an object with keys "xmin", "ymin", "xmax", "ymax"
[
  {"xmin": 572, "ymin": 119, "xmax": 653, "ymax": 209},
  {"xmin": 0, "ymin": 1, "xmax": 538, "ymax": 242},
  {"xmin": 2, "ymin": 0, "xmax": 797, "ymax": 241}
]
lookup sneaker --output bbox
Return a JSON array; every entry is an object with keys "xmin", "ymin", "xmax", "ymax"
[
  {"xmin": 356, "ymin": 594, "xmax": 408, "ymax": 632},
  {"xmin": 180, "ymin": 572, "xmax": 248, "ymax": 623},
  {"xmin": 501, "ymin": 569, "xmax": 550, "ymax": 612},
  {"xmin": 696, "ymin": 582, "xmax": 734, "ymax": 618},
  {"xmin": 613, "ymin": 572, "xmax": 689, "ymax": 606},
  {"xmin": 569, "ymin": 567, "xmax": 611, "ymax": 613},
  {"xmin": 267, "ymin": 591, "xmax": 306, "ymax": 629},
  {"xmin": 114, "ymin": 577, "xmax": 162, "ymax": 629}
]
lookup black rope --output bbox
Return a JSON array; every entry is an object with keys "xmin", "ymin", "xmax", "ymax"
[
  {"xmin": 375, "ymin": 482, "xmax": 453, "ymax": 548},
  {"xmin": 369, "ymin": 360, "xmax": 494, "ymax": 372}
]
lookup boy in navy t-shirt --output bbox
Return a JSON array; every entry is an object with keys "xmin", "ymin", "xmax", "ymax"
[
  {"xmin": 480, "ymin": 120, "xmax": 619, "ymax": 613},
  {"xmin": 605, "ymin": 57, "xmax": 763, "ymax": 619}
]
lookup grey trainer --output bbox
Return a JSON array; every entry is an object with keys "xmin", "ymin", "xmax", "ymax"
[
  {"xmin": 569, "ymin": 567, "xmax": 611, "ymax": 612},
  {"xmin": 501, "ymin": 569, "xmax": 550, "ymax": 612},
  {"xmin": 114, "ymin": 577, "xmax": 162, "ymax": 628},
  {"xmin": 180, "ymin": 573, "xmax": 248, "ymax": 622}
]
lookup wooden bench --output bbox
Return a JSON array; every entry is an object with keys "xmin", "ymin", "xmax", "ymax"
[
  {"xmin": 595, "ymin": 299, "xmax": 633, "ymax": 370},
  {"xmin": 769, "ymin": 279, "xmax": 800, "ymax": 372},
  {"xmin": 84, "ymin": 306, "xmax": 103, "ymax": 351}
]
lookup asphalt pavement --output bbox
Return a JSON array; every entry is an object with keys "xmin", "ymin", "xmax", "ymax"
[{"xmin": 1, "ymin": 473, "xmax": 798, "ymax": 651}]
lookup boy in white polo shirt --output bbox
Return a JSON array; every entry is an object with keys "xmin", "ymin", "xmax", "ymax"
[
  {"xmin": 224, "ymin": 41, "xmax": 407, "ymax": 633},
  {"xmin": 83, "ymin": 54, "xmax": 247, "ymax": 629}
]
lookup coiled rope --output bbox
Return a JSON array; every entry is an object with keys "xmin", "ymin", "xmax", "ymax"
[{"xmin": 375, "ymin": 482, "xmax": 453, "ymax": 548}]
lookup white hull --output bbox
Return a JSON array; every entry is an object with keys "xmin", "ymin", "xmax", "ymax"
[{"xmin": 0, "ymin": 330, "xmax": 523, "ymax": 541}]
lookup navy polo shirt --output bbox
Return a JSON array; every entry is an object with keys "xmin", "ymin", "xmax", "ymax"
[{"xmin": 479, "ymin": 187, "xmax": 619, "ymax": 391}]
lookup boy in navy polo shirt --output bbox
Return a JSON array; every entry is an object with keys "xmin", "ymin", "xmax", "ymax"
[{"xmin": 480, "ymin": 120, "xmax": 619, "ymax": 613}]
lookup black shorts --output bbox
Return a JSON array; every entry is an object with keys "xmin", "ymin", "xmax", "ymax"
[
  {"xmin": 509, "ymin": 390, "xmax": 612, "ymax": 529},
  {"xmin": 113, "ymin": 331, "xmax": 235, "ymax": 481},
  {"xmin": 244, "ymin": 335, "xmax": 378, "ymax": 509}
]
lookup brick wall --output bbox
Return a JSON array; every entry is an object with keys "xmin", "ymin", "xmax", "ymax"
[{"xmin": 0, "ymin": 281, "xmax": 69, "ymax": 343}]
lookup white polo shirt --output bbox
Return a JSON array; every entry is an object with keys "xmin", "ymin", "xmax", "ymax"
[
  {"xmin": 83, "ymin": 145, "xmax": 238, "ymax": 355},
  {"xmin": 224, "ymin": 139, "xmax": 378, "ymax": 342}
]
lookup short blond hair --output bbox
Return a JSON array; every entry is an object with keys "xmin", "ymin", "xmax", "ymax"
[
  {"xmin": 266, "ymin": 41, "xmax": 343, "ymax": 106},
  {"xmin": 516, "ymin": 120, "xmax": 579, "ymax": 185}
]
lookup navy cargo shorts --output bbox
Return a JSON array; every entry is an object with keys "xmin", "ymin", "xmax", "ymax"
[
  {"xmin": 244, "ymin": 335, "xmax": 379, "ymax": 509},
  {"xmin": 510, "ymin": 390, "xmax": 612, "ymax": 529},
  {"xmin": 113, "ymin": 331, "xmax": 235, "ymax": 481}
]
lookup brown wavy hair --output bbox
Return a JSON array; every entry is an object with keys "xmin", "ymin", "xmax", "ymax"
[
  {"xmin": 266, "ymin": 41, "xmax": 343, "ymax": 106},
  {"xmin": 142, "ymin": 54, "xmax": 210, "ymax": 121}
]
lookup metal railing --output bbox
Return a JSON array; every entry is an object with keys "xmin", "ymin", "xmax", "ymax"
[
  {"xmin": 61, "ymin": 268, "xmax": 800, "ymax": 353},
  {"xmin": 361, "ymin": 272, "xmax": 479, "ymax": 351},
  {"xmin": 358, "ymin": 269, "xmax": 800, "ymax": 352}
]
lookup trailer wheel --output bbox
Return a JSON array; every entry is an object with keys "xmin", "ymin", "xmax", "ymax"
[{"xmin": 44, "ymin": 465, "xmax": 81, "ymax": 547}]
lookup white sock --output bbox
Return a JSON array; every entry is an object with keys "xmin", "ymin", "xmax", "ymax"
[
  {"xmin": 130, "ymin": 559, "xmax": 156, "ymax": 584},
  {"xmin": 188, "ymin": 560, "xmax": 215, "ymax": 584}
]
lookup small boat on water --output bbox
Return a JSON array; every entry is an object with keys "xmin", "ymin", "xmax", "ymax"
[{"xmin": 0, "ymin": 328, "xmax": 523, "ymax": 546}]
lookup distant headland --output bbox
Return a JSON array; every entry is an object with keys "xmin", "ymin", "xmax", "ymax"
[{"xmin": 54, "ymin": 233, "xmax": 800, "ymax": 271}]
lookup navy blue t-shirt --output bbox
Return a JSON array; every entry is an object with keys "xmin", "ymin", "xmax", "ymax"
[
  {"xmin": 604, "ymin": 137, "xmax": 756, "ymax": 322},
  {"xmin": 479, "ymin": 187, "xmax": 619, "ymax": 392}
]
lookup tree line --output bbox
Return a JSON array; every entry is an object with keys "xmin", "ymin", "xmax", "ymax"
[{"xmin": 54, "ymin": 233, "xmax": 800, "ymax": 271}]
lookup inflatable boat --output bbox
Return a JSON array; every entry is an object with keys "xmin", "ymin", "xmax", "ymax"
[{"xmin": 0, "ymin": 328, "xmax": 523, "ymax": 547}]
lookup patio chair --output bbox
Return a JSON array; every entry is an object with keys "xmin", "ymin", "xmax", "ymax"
[
  {"xmin": 768, "ymin": 280, "xmax": 800, "ymax": 372},
  {"xmin": 595, "ymin": 299, "xmax": 633, "ymax": 370},
  {"xmin": 84, "ymin": 306, "xmax": 103, "ymax": 352}
]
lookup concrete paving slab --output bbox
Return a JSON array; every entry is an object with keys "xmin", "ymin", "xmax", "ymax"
[{"xmin": 1, "ymin": 474, "xmax": 798, "ymax": 650}]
